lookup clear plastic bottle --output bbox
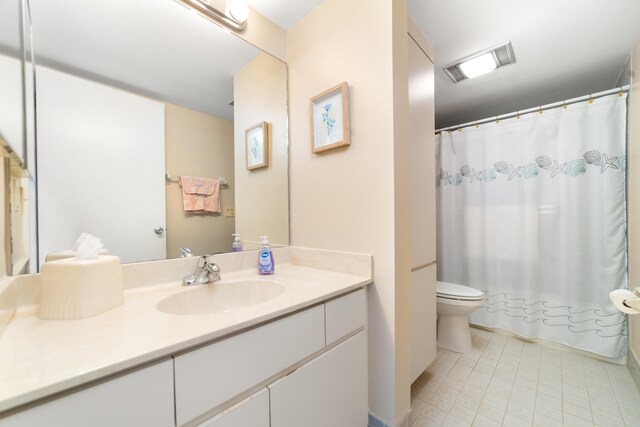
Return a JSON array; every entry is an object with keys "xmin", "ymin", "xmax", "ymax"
[
  {"xmin": 232, "ymin": 234, "xmax": 243, "ymax": 252},
  {"xmin": 257, "ymin": 236, "xmax": 274, "ymax": 275}
]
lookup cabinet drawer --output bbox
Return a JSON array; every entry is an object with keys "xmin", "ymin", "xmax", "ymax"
[
  {"xmin": 325, "ymin": 288, "xmax": 366, "ymax": 345},
  {"xmin": 2, "ymin": 360, "xmax": 174, "ymax": 427},
  {"xmin": 174, "ymin": 304, "xmax": 325, "ymax": 426},
  {"xmin": 269, "ymin": 331, "xmax": 368, "ymax": 427},
  {"xmin": 197, "ymin": 388, "xmax": 269, "ymax": 427}
]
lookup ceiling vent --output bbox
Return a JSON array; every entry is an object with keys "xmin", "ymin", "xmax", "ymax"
[{"xmin": 444, "ymin": 41, "xmax": 516, "ymax": 83}]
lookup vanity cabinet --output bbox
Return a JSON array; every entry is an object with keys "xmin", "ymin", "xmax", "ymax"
[
  {"xmin": 269, "ymin": 332, "xmax": 367, "ymax": 427},
  {"xmin": 1, "ymin": 288, "xmax": 367, "ymax": 427},
  {"xmin": 2, "ymin": 360, "xmax": 175, "ymax": 427}
]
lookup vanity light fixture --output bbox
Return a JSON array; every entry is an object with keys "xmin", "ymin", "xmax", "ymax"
[
  {"xmin": 444, "ymin": 41, "xmax": 516, "ymax": 83},
  {"xmin": 174, "ymin": 0, "xmax": 248, "ymax": 31}
]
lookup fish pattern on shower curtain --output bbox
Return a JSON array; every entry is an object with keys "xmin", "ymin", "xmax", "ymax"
[{"xmin": 436, "ymin": 93, "xmax": 628, "ymax": 358}]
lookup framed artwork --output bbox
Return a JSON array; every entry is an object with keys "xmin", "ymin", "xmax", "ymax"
[
  {"xmin": 310, "ymin": 82, "xmax": 350, "ymax": 154},
  {"xmin": 245, "ymin": 121, "xmax": 269, "ymax": 170}
]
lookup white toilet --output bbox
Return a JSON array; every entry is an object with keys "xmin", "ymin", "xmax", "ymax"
[{"xmin": 436, "ymin": 281, "xmax": 484, "ymax": 353}]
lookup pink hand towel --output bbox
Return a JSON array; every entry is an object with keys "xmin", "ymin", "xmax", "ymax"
[{"xmin": 179, "ymin": 176, "xmax": 220, "ymax": 213}]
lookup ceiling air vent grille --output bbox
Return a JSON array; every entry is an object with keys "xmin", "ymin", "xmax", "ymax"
[
  {"xmin": 444, "ymin": 41, "xmax": 516, "ymax": 83},
  {"xmin": 494, "ymin": 43, "xmax": 515, "ymax": 66}
]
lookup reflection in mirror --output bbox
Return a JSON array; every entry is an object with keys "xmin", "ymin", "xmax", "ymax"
[
  {"xmin": 29, "ymin": 0, "xmax": 289, "ymax": 269},
  {"xmin": 0, "ymin": 0, "xmax": 24, "ymax": 162},
  {"xmin": 0, "ymin": 0, "xmax": 35, "ymax": 276}
]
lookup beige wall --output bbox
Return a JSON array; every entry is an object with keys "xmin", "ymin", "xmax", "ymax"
[
  {"xmin": 165, "ymin": 103, "xmax": 235, "ymax": 257},
  {"xmin": 216, "ymin": 7, "xmax": 287, "ymax": 62},
  {"xmin": 233, "ymin": 53, "xmax": 289, "ymax": 248},
  {"xmin": 288, "ymin": 0, "xmax": 411, "ymax": 423},
  {"xmin": 628, "ymin": 39, "xmax": 640, "ymax": 368}
]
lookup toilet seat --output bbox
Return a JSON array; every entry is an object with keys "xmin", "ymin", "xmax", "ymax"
[{"xmin": 437, "ymin": 281, "xmax": 484, "ymax": 301}]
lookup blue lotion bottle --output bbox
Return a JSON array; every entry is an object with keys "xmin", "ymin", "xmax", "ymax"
[{"xmin": 258, "ymin": 236, "xmax": 274, "ymax": 275}]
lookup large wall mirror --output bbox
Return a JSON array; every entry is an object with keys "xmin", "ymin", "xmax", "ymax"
[
  {"xmin": 0, "ymin": 0, "xmax": 36, "ymax": 276},
  {"xmin": 21, "ymin": 0, "xmax": 289, "ymax": 271}
]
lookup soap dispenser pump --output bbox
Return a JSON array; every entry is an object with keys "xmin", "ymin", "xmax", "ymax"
[
  {"xmin": 232, "ymin": 234, "xmax": 243, "ymax": 252},
  {"xmin": 258, "ymin": 235, "xmax": 274, "ymax": 275}
]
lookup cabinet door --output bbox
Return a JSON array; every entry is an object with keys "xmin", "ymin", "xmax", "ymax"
[
  {"xmin": 409, "ymin": 35, "xmax": 436, "ymax": 267},
  {"xmin": 269, "ymin": 332, "xmax": 367, "ymax": 427},
  {"xmin": 198, "ymin": 388, "xmax": 269, "ymax": 427},
  {"xmin": 2, "ymin": 360, "xmax": 174, "ymax": 427},
  {"xmin": 411, "ymin": 264, "xmax": 437, "ymax": 383},
  {"xmin": 174, "ymin": 305, "xmax": 324, "ymax": 426}
]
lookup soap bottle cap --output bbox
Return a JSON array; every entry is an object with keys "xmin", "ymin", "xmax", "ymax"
[
  {"xmin": 260, "ymin": 236, "xmax": 269, "ymax": 245},
  {"xmin": 232, "ymin": 233, "xmax": 241, "ymax": 242}
]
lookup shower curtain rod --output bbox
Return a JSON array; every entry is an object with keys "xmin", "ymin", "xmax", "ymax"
[{"xmin": 436, "ymin": 85, "xmax": 630, "ymax": 134}]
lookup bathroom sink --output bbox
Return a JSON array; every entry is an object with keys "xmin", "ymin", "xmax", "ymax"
[{"xmin": 157, "ymin": 280, "xmax": 285, "ymax": 315}]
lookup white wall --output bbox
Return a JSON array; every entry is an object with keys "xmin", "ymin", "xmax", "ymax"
[{"xmin": 287, "ymin": 0, "xmax": 411, "ymax": 423}]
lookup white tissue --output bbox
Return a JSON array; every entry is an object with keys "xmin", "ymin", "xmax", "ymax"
[
  {"xmin": 609, "ymin": 289, "xmax": 640, "ymax": 315},
  {"xmin": 73, "ymin": 233, "xmax": 105, "ymax": 260}
]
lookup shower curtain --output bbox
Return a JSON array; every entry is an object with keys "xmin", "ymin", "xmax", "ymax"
[{"xmin": 436, "ymin": 93, "xmax": 628, "ymax": 358}]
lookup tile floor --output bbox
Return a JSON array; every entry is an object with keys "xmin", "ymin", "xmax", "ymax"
[{"xmin": 410, "ymin": 328, "xmax": 640, "ymax": 427}]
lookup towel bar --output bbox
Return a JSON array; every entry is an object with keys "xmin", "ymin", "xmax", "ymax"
[{"xmin": 165, "ymin": 173, "xmax": 228, "ymax": 188}]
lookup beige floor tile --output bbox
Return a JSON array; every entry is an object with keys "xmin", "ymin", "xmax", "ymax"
[
  {"xmin": 563, "ymin": 400, "xmax": 592, "ymax": 422},
  {"xmin": 411, "ymin": 328, "xmax": 640, "ymax": 427},
  {"xmin": 411, "ymin": 397, "xmax": 428, "ymax": 422},
  {"xmin": 430, "ymin": 390, "xmax": 458, "ymax": 413},
  {"xmin": 412, "ymin": 413, "xmax": 443, "ymax": 427},
  {"xmin": 420, "ymin": 402, "xmax": 448, "ymax": 424},
  {"xmin": 563, "ymin": 392, "xmax": 591, "ymax": 410},
  {"xmin": 563, "ymin": 412, "xmax": 594, "ymax": 427},
  {"xmin": 533, "ymin": 412, "xmax": 563, "ymax": 427},
  {"xmin": 448, "ymin": 404, "xmax": 478, "ymax": 424},
  {"xmin": 441, "ymin": 413, "xmax": 472, "ymax": 427},
  {"xmin": 471, "ymin": 414, "xmax": 501, "ymax": 427}
]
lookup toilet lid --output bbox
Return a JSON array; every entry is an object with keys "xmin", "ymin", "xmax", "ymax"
[{"xmin": 437, "ymin": 281, "xmax": 484, "ymax": 300}]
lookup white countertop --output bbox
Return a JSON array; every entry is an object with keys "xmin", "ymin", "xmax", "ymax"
[{"xmin": 0, "ymin": 262, "xmax": 371, "ymax": 413}]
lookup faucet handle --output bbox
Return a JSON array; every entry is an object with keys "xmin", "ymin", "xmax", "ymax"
[
  {"xmin": 207, "ymin": 262, "xmax": 221, "ymax": 281},
  {"xmin": 197, "ymin": 255, "xmax": 208, "ymax": 269}
]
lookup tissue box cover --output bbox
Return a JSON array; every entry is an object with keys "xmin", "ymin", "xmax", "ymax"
[
  {"xmin": 44, "ymin": 249, "xmax": 110, "ymax": 262},
  {"xmin": 39, "ymin": 255, "xmax": 124, "ymax": 320}
]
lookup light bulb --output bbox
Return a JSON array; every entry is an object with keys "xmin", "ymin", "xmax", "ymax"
[
  {"xmin": 458, "ymin": 53, "xmax": 497, "ymax": 79},
  {"xmin": 227, "ymin": 0, "xmax": 249, "ymax": 23}
]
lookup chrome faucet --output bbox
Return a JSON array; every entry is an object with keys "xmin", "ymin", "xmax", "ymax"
[{"xmin": 182, "ymin": 255, "xmax": 221, "ymax": 286}]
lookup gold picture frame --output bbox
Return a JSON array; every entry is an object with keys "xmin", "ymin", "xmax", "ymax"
[
  {"xmin": 310, "ymin": 82, "xmax": 350, "ymax": 154},
  {"xmin": 245, "ymin": 121, "xmax": 269, "ymax": 170}
]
